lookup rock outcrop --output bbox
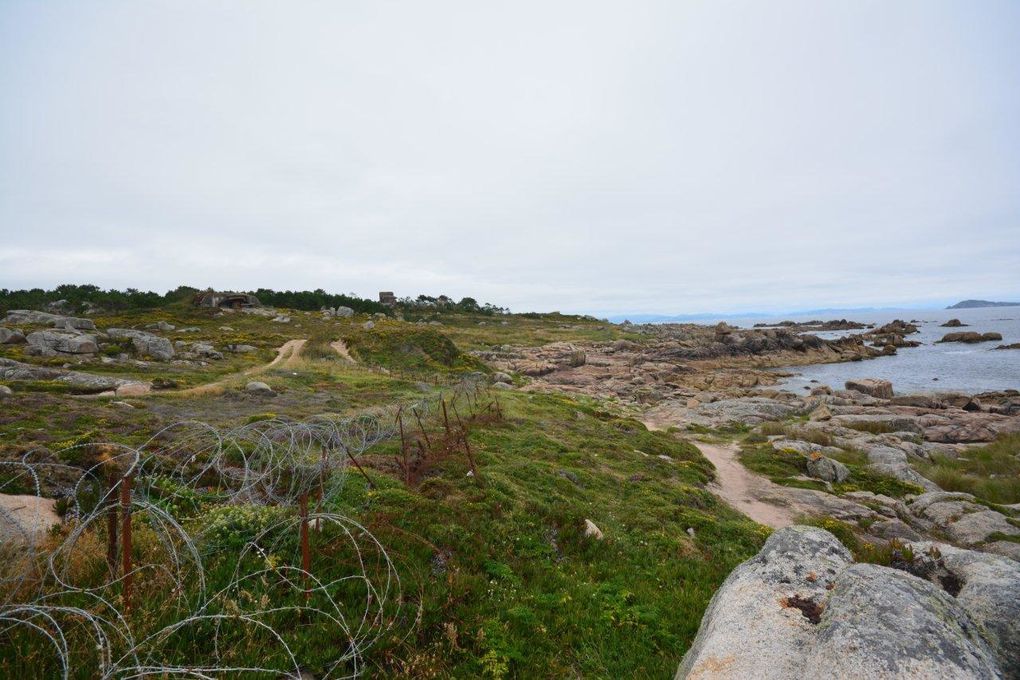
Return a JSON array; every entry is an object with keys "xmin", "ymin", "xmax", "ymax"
[
  {"xmin": 0, "ymin": 327, "xmax": 27, "ymax": 344},
  {"xmin": 25, "ymin": 329, "xmax": 99, "ymax": 356},
  {"xmin": 677, "ymin": 526, "xmax": 1019, "ymax": 679},
  {"xmin": 107, "ymin": 328, "xmax": 175, "ymax": 361},
  {"xmin": 4, "ymin": 309, "xmax": 95, "ymax": 330},
  {"xmin": 939, "ymin": 332, "xmax": 1004, "ymax": 344},
  {"xmin": 844, "ymin": 378, "xmax": 893, "ymax": 399},
  {"xmin": 0, "ymin": 357, "xmax": 133, "ymax": 392}
]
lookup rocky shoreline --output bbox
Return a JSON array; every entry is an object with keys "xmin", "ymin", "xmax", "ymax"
[{"xmin": 500, "ymin": 320, "xmax": 1020, "ymax": 678}]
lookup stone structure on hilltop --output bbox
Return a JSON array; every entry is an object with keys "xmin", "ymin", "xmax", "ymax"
[{"xmin": 192, "ymin": 290, "xmax": 261, "ymax": 309}]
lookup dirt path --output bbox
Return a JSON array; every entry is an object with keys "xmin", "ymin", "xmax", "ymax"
[
  {"xmin": 330, "ymin": 339, "xmax": 356, "ymax": 364},
  {"xmin": 692, "ymin": 441, "xmax": 799, "ymax": 528},
  {"xmin": 279, "ymin": 339, "xmax": 308, "ymax": 369},
  {"xmin": 643, "ymin": 413, "xmax": 800, "ymax": 528},
  {"xmin": 178, "ymin": 339, "xmax": 306, "ymax": 396}
]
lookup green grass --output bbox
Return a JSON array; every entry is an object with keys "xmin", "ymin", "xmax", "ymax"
[
  {"xmin": 798, "ymin": 516, "xmax": 915, "ymax": 566},
  {"xmin": 738, "ymin": 442, "xmax": 923, "ymax": 499},
  {"xmin": 1, "ymin": 391, "xmax": 767, "ymax": 678},
  {"xmin": 842, "ymin": 420, "xmax": 902, "ymax": 435},
  {"xmin": 0, "ymin": 304, "xmax": 769, "ymax": 678},
  {"xmin": 917, "ymin": 433, "xmax": 1020, "ymax": 504},
  {"xmin": 342, "ymin": 322, "xmax": 489, "ymax": 377},
  {"xmin": 756, "ymin": 422, "xmax": 835, "ymax": 447}
]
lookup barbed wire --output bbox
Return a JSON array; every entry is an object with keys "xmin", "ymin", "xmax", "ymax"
[{"xmin": 0, "ymin": 389, "xmax": 459, "ymax": 678}]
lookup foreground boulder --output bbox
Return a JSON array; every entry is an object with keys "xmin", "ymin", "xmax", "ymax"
[
  {"xmin": 844, "ymin": 378, "xmax": 893, "ymax": 399},
  {"xmin": 676, "ymin": 526, "xmax": 1016, "ymax": 679}
]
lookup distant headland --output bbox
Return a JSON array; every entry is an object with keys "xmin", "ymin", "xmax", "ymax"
[{"xmin": 947, "ymin": 299, "xmax": 1020, "ymax": 309}]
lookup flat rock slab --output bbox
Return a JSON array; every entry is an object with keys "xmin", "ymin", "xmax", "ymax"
[{"xmin": 0, "ymin": 493, "xmax": 61, "ymax": 543}]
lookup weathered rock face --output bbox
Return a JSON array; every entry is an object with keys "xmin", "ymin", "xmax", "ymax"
[
  {"xmin": 0, "ymin": 357, "xmax": 133, "ymax": 392},
  {"xmin": 107, "ymin": 329, "xmax": 175, "ymax": 361},
  {"xmin": 0, "ymin": 327, "xmax": 27, "ymax": 344},
  {"xmin": 806, "ymin": 455, "xmax": 850, "ymax": 483},
  {"xmin": 907, "ymin": 542, "xmax": 1020, "ymax": 678},
  {"xmin": 3, "ymin": 309, "xmax": 95, "ymax": 330},
  {"xmin": 908, "ymin": 492, "xmax": 1020, "ymax": 548},
  {"xmin": 844, "ymin": 378, "xmax": 893, "ymax": 399},
  {"xmin": 677, "ymin": 526, "xmax": 853, "ymax": 679},
  {"xmin": 676, "ymin": 526, "xmax": 1012, "ymax": 680},
  {"xmin": 807, "ymin": 563, "xmax": 1000, "ymax": 679},
  {"xmin": 919, "ymin": 411, "xmax": 1020, "ymax": 443},
  {"xmin": 26, "ymin": 329, "xmax": 99, "ymax": 356},
  {"xmin": 687, "ymin": 397, "xmax": 806, "ymax": 426}
]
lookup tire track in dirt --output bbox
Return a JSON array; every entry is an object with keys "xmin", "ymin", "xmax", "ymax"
[{"xmin": 178, "ymin": 339, "xmax": 307, "ymax": 396}]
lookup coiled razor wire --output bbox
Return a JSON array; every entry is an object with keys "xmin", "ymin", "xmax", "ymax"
[{"xmin": 0, "ymin": 382, "xmax": 490, "ymax": 679}]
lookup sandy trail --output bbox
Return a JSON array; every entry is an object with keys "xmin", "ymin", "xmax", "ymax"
[
  {"xmin": 178, "ymin": 339, "xmax": 306, "ymax": 396},
  {"xmin": 643, "ymin": 413, "xmax": 799, "ymax": 528},
  {"xmin": 692, "ymin": 441, "xmax": 799, "ymax": 528},
  {"xmin": 330, "ymin": 340, "xmax": 356, "ymax": 363}
]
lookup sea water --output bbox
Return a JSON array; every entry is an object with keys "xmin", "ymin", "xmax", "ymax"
[{"xmin": 717, "ymin": 306, "xmax": 1020, "ymax": 394}]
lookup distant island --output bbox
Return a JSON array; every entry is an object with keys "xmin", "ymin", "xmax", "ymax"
[{"xmin": 947, "ymin": 299, "xmax": 1020, "ymax": 309}]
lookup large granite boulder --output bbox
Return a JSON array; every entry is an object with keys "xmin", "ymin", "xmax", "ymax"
[
  {"xmin": 107, "ymin": 329, "xmax": 175, "ymax": 361},
  {"xmin": 844, "ymin": 379, "xmax": 893, "ymax": 399},
  {"xmin": 25, "ymin": 329, "xmax": 98, "ymax": 355},
  {"xmin": 676, "ymin": 526, "xmax": 1013, "ymax": 679}
]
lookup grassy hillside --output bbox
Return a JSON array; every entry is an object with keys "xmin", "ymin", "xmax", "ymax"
[{"xmin": 0, "ymin": 303, "xmax": 764, "ymax": 678}]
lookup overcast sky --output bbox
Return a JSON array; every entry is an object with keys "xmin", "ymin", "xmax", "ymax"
[{"xmin": 1, "ymin": 1, "xmax": 1018, "ymax": 315}]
